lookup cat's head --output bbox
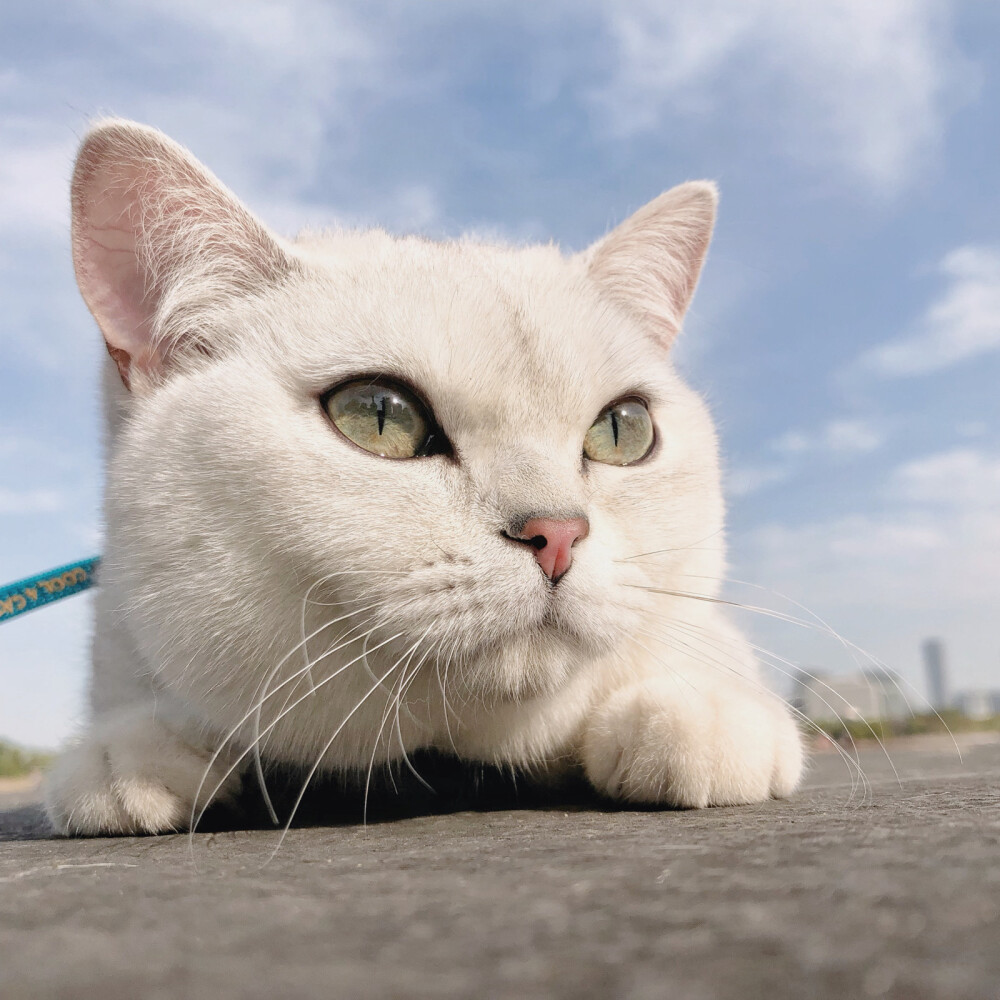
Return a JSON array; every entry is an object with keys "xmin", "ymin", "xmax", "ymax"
[{"xmin": 73, "ymin": 120, "xmax": 725, "ymax": 717}]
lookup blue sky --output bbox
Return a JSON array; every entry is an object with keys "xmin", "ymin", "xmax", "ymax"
[{"xmin": 1, "ymin": 0, "xmax": 998, "ymax": 747}]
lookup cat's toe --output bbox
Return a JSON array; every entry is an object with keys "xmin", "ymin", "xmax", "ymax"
[
  {"xmin": 581, "ymin": 678, "xmax": 804, "ymax": 808},
  {"xmin": 44, "ymin": 708, "xmax": 240, "ymax": 836},
  {"xmin": 582, "ymin": 681, "xmax": 715, "ymax": 806},
  {"xmin": 45, "ymin": 736, "xmax": 135, "ymax": 835}
]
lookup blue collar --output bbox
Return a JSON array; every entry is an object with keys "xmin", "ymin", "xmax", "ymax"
[{"xmin": 0, "ymin": 557, "xmax": 101, "ymax": 625}]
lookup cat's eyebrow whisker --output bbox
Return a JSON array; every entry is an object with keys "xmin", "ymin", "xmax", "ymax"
[
  {"xmin": 270, "ymin": 630, "xmax": 433, "ymax": 859},
  {"xmin": 635, "ymin": 621, "xmax": 871, "ymax": 802},
  {"xmin": 189, "ymin": 627, "xmax": 403, "ymax": 839}
]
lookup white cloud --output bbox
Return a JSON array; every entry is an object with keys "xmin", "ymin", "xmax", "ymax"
[
  {"xmin": 770, "ymin": 430, "xmax": 811, "ymax": 455},
  {"xmin": 727, "ymin": 462, "xmax": 792, "ymax": 498},
  {"xmin": 826, "ymin": 420, "xmax": 884, "ymax": 454},
  {"xmin": 733, "ymin": 446, "xmax": 1000, "ymax": 690},
  {"xmin": 0, "ymin": 1, "xmax": 387, "ymax": 224},
  {"xmin": 891, "ymin": 447, "xmax": 1000, "ymax": 506},
  {"xmin": 729, "ymin": 418, "xmax": 885, "ymax": 496},
  {"xmin": 590, "ymin": 0, "xmax": 969, "ymax": 189},
  {"xmin": 860, "ymin": 246, "xmax": 1000, "ymax": 376},
  {"xmin": 745, "ymin": 445, "xmax": 1000, "ymax": 598},
  {"xmin": 774, "ymin": 419, "xmax": 885, "ymax": 456}
]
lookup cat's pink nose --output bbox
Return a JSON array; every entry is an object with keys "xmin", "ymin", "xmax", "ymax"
[{"xmin": 514, "ymin": 517, "xmax": 590, "ymax": 583}]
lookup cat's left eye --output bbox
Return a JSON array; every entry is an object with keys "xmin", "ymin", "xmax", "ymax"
[
  {"xmin": 584, "ymin": 398, "xmax": 655, "ymax": 466},
  {"xmin": 323, "ymin": 379, "xmax": 435, "ymax": 459}
]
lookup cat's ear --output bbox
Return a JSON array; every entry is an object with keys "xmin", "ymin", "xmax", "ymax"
[
  {"xmin": 71, "ymin": 119, "xmax": 295, "ymax": 389},
  {"xmin": 584, "ymin": 182, "xmax": 717, "ymax": 348}
]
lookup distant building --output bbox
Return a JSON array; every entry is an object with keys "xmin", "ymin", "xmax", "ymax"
[
  {"xmin": 953, "ymin": 690, "xmax": 1000, "ymax": 721},
  {"xmin": 922, "ymin": 638, "xmax": 948, "ymax": 710},
  {"xmin": 792, "ymin": 668, "xmax": 910, "ymax": 724},
  {"xmin": 863, "ymin": 666, "xmax": 912, "ymax": 721}
]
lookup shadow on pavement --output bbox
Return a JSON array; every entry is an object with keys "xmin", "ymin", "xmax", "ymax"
[{"xmin": 1, "ymin": 751, "xmax": 615, "ymax": 841}]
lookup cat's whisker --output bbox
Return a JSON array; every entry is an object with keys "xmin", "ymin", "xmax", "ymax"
[
  {"xmin": 371, "ymin": 643, "xmax": 413, "ymax": 800},
  {"xmin": 364, "ymin": 635, "xmax": 442, "ymax": 823},
  {"xmin": 250, "ymin": 576, "xmax": 367, "ymax": 824},
  {"xmin": 624, "ymin": 580, "xmax": 904, "ymax": 699},
  {"xmin": 189, "ymin": 627, "xmax": 403, "ymax": 838},
  {"xmin": 190, "ymin": 620, "xmax": 384, "ymax": 842},
  {"xmin": 245, "ymin": 572, "xmax": 387, "ymax": 726},
  {"xmin": 635, "ymin": 621, "xmax": 871, "ymax": 803},
  {"xmin": 436, "ymin": 645, "xmax": 462, "ymax": 757},
  {"xmin": 253, "ymin": 616, "xmax": 382, "ymax": 826},
  {"xmin": 391, "ymin": 642, "xmax": 437, "ymax": 795},
  {"xmin": 362, "ymin": 621, "xmax": 426, "ymax": 732},
  {"xmin": 248, "ymin": 600, "xmax": 384, "ymax": 826},
  {"xmin": 630, "ymin": 574, "xmax": 948, "ymax": 782},
  {"xmin": 636, "ymin": 623, "xmax": 869, "ymax": 804},
  {"xmin": 698, "ymin": 572, "xmax": 960, "ymax": 760},
  {"xmin": 615, "ymin": 533, "xmax": 724, "ymax": 564},
  {"xmin": 269, "ymin": 631, "xmax": 432, "ymax": 859},
  {"xmin": 624, "ymin": 565, "xmax": 955, "ymax": 756},
  {"xmin": 627, "ymin": 629, "xmax": 710, "ymax": 706},
  {"xmin": 364, "ymin": 631, "xmax": 438, "ymax": 823}
]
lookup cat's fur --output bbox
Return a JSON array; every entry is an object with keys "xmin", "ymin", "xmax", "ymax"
[{"xmin": 45, "ymin": 120, "xmax": 804, "ymax": 835}]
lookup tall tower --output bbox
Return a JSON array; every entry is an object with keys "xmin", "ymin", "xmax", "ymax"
[{"xmin": 922, "ymin": 638, "xmax": 948, "ymax": 710}]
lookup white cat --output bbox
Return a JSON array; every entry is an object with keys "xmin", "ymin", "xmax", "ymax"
[{"xmin": 45, "ymin": 120, "xmax": 803, "ymax": 835}]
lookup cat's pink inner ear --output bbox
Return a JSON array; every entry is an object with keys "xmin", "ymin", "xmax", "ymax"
[
  {"xmin": 586, "ymin": 182, "xmax": 718, "ymax": 348},
  {"xmin": 71, "ymin": 120, "xmax": 292, "ymax": 390},
  {"xmin": 73, "ymin": 152, "xmax": 162, "ymax": 387}
]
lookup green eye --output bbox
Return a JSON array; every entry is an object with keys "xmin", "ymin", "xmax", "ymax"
[
  {"xmin": 584, "ymin": 398, "xmax": 654, "ymax": 466},
  {"xmin": 324, "ymin": 379, "xmax": 433, "ymax": 459}
]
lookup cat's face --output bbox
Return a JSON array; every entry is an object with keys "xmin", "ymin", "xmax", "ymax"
[{"xmin": 76, "ymin": 121, "xmax": 724, "ymax": 720}]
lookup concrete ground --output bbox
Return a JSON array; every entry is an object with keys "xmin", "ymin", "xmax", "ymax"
[{"xmin": 1, "ymin": 736, "xmax": 998, "ymax": 1000}]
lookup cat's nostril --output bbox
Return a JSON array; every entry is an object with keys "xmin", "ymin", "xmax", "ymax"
[{"xmin": 506, "ymin": 515, "xmax": 590, "ymax": 582}]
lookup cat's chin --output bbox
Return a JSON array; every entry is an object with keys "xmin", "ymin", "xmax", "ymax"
[{"xmin": 455, "ymin": 615, "xmax": 616, "ymax": 705}]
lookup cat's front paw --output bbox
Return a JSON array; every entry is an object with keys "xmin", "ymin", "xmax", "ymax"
[
  {"xmin": 45, "ymin": 707, "xmax": 241, "ymax": 835},
  {"xmin": 581, "ymin": 677, "xmax": 804, "ymax": 808}
]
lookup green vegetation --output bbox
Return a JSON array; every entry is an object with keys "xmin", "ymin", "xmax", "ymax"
[
  {"xmin": 0, "ymin": 739, "xmax": 53, "ymax": 778},
  {"xmin": 819, "ymin": 710, "xmax": 1000, "ymax": 743}
]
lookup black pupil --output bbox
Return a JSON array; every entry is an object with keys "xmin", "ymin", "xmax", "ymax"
[
  {"xmin": 611, "ymin": 409, "xmax": 619, "ymax": 447},
  {"xmin": 376, "ymin": 394, "xmax": 387, "ymax": 435}
]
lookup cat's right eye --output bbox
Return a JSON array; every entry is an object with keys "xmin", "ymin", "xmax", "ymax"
[
  {"xmin": 584, "ymin": 397, "xmax": 655, "ymax": 466},
  {"xmin": 323, "ymin": 379, "xmax": 436, "ymax": 459}
]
